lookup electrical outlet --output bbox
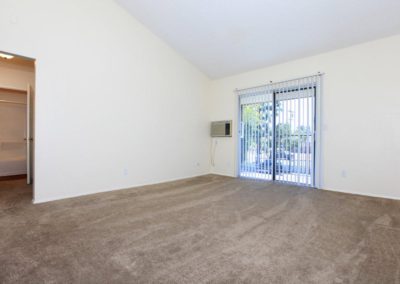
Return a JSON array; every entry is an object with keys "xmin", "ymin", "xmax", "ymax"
[
  {"xmin": 341, "ymin": 170, "xmax": 347, "ymax": 178},
  {"xmin": 196, "ymin": 162, "xmax": 200, "ymax": 167},
  {"xmin": 123, "ymin": 168, "xmax": 128, "ymax": 176}
]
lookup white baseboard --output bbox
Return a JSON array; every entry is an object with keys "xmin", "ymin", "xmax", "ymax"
[
  {"xmin": 33, "ymin": 172, "xmax": 211, "ymax": 204},
  {"xmin": 212, "ymin": 172, "xmax": 400, "ymax": 201},
  {"xmin": 321, "ymin": 187, "xmax": 400, "ymax": 201},
  {"xmin": 32, "ymin": 172, "xmax": 400, "ymax": 204},
  {"xmin": 209, "ymin": 171, "xmax": 237, "ymax": 178}
]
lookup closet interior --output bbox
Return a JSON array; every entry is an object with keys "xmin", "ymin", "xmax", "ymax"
[{"xmin": 0, "ymin": 53, "xmax": 35, "ymax": 184}]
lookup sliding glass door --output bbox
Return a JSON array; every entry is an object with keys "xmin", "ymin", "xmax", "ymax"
[
  {"xmin": 238, "ymin": 76, "xmax": 318, "ymax": 187},
  {"xmin": 240, "ymin": 94, "xmax": 274, "ymax": 180},
  {"xmin": 274, "ymin": 87, "xmax": 315, "ymax": 185}
]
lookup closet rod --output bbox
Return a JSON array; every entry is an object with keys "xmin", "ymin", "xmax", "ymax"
[
  {"xmin": 0, "ymin": 87, "xmax": 27, "ymax": 94},
  {"xmin": 0, "ymin": 99, "xmax": 26, "ymax": 105}
]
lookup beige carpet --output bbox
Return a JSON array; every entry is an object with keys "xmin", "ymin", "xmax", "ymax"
[{"xmin": 0, "ymin": 175, "xmax": 400, "ymax": 283}]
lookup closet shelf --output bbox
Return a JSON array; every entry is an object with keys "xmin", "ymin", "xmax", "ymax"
[
  {"xmin": 0, "ymin": 99, "xmax": 26, "ymax": 105},
  {"xmin": 0, "ymin": 86, "xmax": 27, "ymax": 94}
]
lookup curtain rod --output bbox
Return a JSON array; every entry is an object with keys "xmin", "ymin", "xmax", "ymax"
[{"xmin": 234, "ymin": 72, "xmax": 324, "ymax": 92}]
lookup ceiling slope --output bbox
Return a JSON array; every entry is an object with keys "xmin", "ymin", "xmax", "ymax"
[{"xmin": 116, "ymin": 0, "xmax": 400, "ymax": 78}]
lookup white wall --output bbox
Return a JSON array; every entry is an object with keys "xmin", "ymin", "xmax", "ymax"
[
  {"xmin": 2, "ymin": 0, "xmax": 400, "ymax": 202},
  {"xmin": 0, "ymin": 0, "xmax": 210, "ymax": 203},
  {"xmin": 208, "ymin": 34, "xmax": 400, "ymax": 200}
]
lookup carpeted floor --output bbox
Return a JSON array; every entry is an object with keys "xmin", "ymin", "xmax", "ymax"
[{"xmin": 0, "ymin": 175, "xmax": 400, "ymax": 283}]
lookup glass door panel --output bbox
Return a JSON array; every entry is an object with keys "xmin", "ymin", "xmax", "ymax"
[
  {"xmin": 240, "ymin": 100, "xmax": 274, "ymax": 180},
  {"xmin": 275, "ymin": 88, "xmax": 315, "ymax": 186}
]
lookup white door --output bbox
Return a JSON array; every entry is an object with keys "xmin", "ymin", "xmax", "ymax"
[{"xmin": 26, "ymin": 84, "xmax": 32, "ymax": 184}]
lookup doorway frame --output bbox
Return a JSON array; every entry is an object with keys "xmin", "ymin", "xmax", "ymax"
[{"xmin": 0, "ymin": 50, "xmax": 36, "ymax": 201}]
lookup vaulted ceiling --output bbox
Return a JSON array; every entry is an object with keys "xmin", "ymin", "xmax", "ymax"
[{"xmin": 116, "ymin": 0, "xmax": 400, "ymax": 78}]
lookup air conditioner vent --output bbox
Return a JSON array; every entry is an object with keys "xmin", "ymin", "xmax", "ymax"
[{"xmin": 211, "ymin": 120, "xmax": 232, "ymax": 137}]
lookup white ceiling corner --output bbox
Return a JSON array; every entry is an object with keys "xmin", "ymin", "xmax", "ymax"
[{"xmin": 116, "ymin": 0, "xmax": 400, "ymax": 78}]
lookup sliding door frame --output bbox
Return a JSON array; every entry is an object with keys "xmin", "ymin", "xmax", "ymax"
[
  {"xmin": 271, "ymin": 91, "xmax": 277, "ymax": 181},
  {"xmin": 236, "ymin": 76, "xmax": 322, "ymax": 188}
]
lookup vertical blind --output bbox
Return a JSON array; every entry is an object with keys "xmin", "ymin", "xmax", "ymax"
[{"xmin": 238, "ymin": 74, "xmax": 321, "ymax": 187}]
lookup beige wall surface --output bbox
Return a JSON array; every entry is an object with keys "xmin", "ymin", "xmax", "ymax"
[
  {"xmin": 1, "ymin": 0, "xmax": 210, "ymax": 203},
  {"xmin": 0, "ymin": 59, "xmax": 35, "ymax": 90},
  {"xmin": 208, "ymin": 34, "xmax": 400, "ymax": 200},
  {"xmin": 2, "ymin": 0, "xmax": 400, "ymax": 202}
]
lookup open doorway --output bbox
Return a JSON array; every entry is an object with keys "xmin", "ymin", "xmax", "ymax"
[{"xmin": 0, "ymin": 51, "xmax": 35, "ymax": 200}]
